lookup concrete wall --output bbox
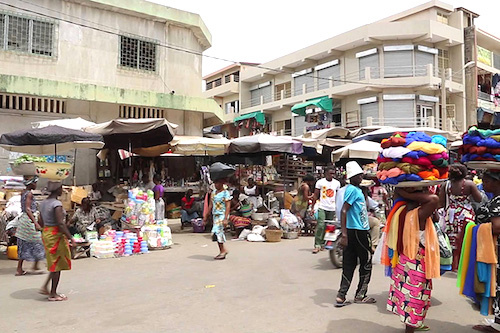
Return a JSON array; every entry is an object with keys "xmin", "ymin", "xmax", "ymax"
[{"xmin": 0, "ymin": 0, "xmax": 205, "ymax": 97}]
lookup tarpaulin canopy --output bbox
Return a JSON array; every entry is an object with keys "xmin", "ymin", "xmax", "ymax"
[
  {"xmin": 32, "ymin": 117, "xmax": 96, "ymax": 131},
  {"xmin": 291, "ymin": 97, "xmax": 333, "ymax": 116},
  {"xmin": 170, "ymin": 136, "xmax": 229, "ymax": 156},
  {"xmin": 301, "ymin": 127, "xmax": 350, "ymax": 140},
  {"xmin": 0, "ymin": 125, "xmax": 104, "ymax": 154},
  {"xmin": 233, "ymin": 111, "xmax": 266, "ymax": 126},
  {"xmin": 332, "ymin": 140, "xmax": 381, "ymax": 162},
  {"xmin": 227, "ymin": 133, "xmax": 303, "ymax": 155},
  {"xmin": 351, "ymin": 126, "xmax": 460, "ymax": 143},
  {"xmin": 85, "ymin": 118, "xmax": 177, "ymax": 149}
]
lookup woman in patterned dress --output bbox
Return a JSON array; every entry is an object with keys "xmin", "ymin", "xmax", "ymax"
[
  {"xmin": 387, "ymin": 187, "xmax": 440, "ymax": 333},
  {"xmin": 204, "ymin": 179, "xmax": 231, "ymax": 260},
  {"xmin": 472, "ymin": 171, "xmax": 500, "ymax": 332},
  {"xmin": 15, "ymin": 175, "xmax": 45, "ymax": 276},
  {"xmin": 39, "ymin": 181, "xmax": 76, "ymax": 301},
  {"xmin": 439, "ymin": 164, "xmax": 482, "ymax": 271}
]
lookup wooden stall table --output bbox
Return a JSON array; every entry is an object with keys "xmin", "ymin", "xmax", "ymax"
[{"xmin": 71, "ymin": 241, "xmax": 91, "ymax": 259}]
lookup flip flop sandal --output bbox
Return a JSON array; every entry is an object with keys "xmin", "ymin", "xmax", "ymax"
[
  {"xmin": 354, "ymin": 297, "xmax": 377, "ymax": 304},
  {"xmin": 415, "ymin": 325, "xmax": 430, "ymax": 331},
  {"xmin": 48, "ymin": 294, "xmax": 68, "ymax": 302},
  {"xmin": 312, "ymin": 249, "xmax": 320, "ymax": 254},
  {"xmin": 473, "ymin": 325, "xmax": 500, "ymax": 332},
  {"xmin": 15, "ymin": 271, "xmax": 27, "ymax": 276},
  {"xmin": 334, "ymin": 299, "xmax": 352, "ymax": 308},
  {"xmin": 214, "ymin": 254, "xmax": 227, "ymax": 260}
]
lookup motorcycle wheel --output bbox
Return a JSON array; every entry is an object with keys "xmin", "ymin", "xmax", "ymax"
[{"xmin": 329, "ymin": 242, "xmax": 343, "ymax": 268}]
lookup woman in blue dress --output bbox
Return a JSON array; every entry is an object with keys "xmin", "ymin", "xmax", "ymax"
[{"xmin": 204, "ymin": 179, "xmax": 231, "ymax": 260}]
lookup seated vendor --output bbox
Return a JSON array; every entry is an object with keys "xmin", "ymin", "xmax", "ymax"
[
  {"xmin": 70, "ymin": 197, "xmax": 112, "ymax": 237},
  {"xmin": 181, "ymin": 189, "xmax": 199, "ymax": 225},
  {"xmin": 242, "ymin": 178, "xmax": 262, "ymax": 212},
  {"xmin": 229, "ymin": 190, "xmax": 253, "ymax": 237},
  {"xmin": 88, "ymin": 182, "xmax": 102, "ymax": 202}
]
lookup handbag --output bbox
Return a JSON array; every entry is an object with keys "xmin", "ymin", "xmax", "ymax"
[{"xmin": 434, "ymin": 222, "xmax": 452, "ymax": 266}]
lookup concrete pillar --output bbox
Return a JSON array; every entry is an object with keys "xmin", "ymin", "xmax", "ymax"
[
  {"xmin": 427, "ymin": 116, "xmax": 435, "ymax": 128},
  {"xmin": 365, "ymin": 67, "xmax": 371, "ymax": 80}
]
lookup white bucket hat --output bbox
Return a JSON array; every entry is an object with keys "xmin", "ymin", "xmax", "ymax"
[{"xmin": 346, "ymin": 161, "xmax": 363, "ymax": 179}]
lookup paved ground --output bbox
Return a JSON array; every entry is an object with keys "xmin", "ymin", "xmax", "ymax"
[{"xmin": 0, "ymin": 221, "xmax": 484, "ymax": 332}]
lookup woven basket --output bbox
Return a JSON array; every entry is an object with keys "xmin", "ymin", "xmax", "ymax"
[{"xmin": 266, "ymin": 229, "xmax": 283, "ymax": 242}]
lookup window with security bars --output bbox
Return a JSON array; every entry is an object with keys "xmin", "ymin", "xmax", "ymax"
[
  {"xmin": 0, "ymin": 13, "xmax": 55, "ymax": 56},
  {"xmin": 119, "ymin": 105, "xmax": 164, "ymax": 119},
  {"xmin": 120, "ymin": 36, "xmax": 157, "ymax": 72}
]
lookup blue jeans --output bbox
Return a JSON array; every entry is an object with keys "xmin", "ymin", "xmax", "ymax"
[{"xmin": 181, "ymin": 210, "xmax": 199, "ymax": 223}]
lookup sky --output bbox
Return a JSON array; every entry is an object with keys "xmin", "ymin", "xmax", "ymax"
[{"xmin": 151, "ymin": 0, "xmax": 500, "ymax": 77}]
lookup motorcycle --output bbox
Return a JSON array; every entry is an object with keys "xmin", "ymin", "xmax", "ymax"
[
  {"xmin": 327, "ymin": 219, "xmax": 385, "ymax": 269},
  {"xmin": 324, "ymin": 220, "xmax": 343, "ymax": 268}
]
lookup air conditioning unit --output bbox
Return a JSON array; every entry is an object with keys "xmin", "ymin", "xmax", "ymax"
[{"xmin": 446, "ymin": 104, "xmax": 456, "ymax": 119}]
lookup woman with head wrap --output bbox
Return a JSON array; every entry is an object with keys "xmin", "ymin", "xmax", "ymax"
[
  {"xmin": 15, "ymin": 176, "xmax": 45, "ymax": 276},
  {"xmin": 472, "ymin": 171, "xmax": 500, "ymax": 332},
  {"xmin": 39, "ymin": 181, "xmax": 75, "ymax": 301},
  {"xmin": 438, "ymin": 163, "xmax": 483, "ymax": 271}
]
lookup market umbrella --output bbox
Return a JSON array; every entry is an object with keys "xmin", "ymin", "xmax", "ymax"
[
  {"xmin": 301, "ymin": 127, "xmax": 350, "ymax": 140},
  {"xmin": 170, "ymin": 136, "xmax": 230, "ymax": 156},
  {"xmin": 332, "ymin": 140, "xmax": 381, "ymax": 162},
  {"xmin": 84, "ymin": 118, "xmax": 178, "ymax": 149},
  {"xmin": 209, "ymin": 162, "xmax": 236, "ymax": 181},
  {"xmin": 351, "ymin": 126, "xmax": 459, "ymax": 143},
  {"xmin": 32, "ymin": 117, "xmax": 96, "ymax": 131},
  {"xmin": 227, "ymin": 133, "xmax": 303, "ymax": 155},
  {"xmin": 0, "ymin": 125, "xmax": 104, "ymax": 154}
]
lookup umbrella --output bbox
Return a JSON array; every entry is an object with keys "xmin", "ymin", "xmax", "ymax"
[
  {"xmin": 85, "ymin": 118, "xmax": 178, "ymax": 149},
  {"xmin": 332, "ymin": 140, "xmax": 381, "ymax": 162},
  {"xmin": 170, "ymin": 136, "xmax": 230, "ymax": 156},
  {"xmin": 32, "ymin": 117, "xmax": 96, "ymax": 131},
  {"xmin": 302, "ymin": 127, "xmax": 350, "ymax": 140},
  {"xmin": 209, "ymin": 162, "xmax": 236, "ymax": 181},
  {"xmin": 227, "ymin": 133, "xmax": 303, "ymax": 155},
  {"xmin": 352, "ymin": 126, "xmax": 458, "ymax": 143},
  {"xmin": 0, "ymin": 125, "xmax": 104, "ymax": 154}
]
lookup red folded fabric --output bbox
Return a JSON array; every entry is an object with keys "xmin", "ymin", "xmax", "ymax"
[
  {"xmin": 401, "ymin": 156, "xmax": 433, "ymax": 168},
  {"xmin": 377, "ymin": 156, "xmax": 394, "ymax": 163}
]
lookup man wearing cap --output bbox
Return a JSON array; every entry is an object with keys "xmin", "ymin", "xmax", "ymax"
[
  {"xmin": 313, "ymin": 166, "xmax": 340, "ymax": 254},
  {"xmin": 335, "ymin": 161, "xmax": 375, "ymax": 307}
]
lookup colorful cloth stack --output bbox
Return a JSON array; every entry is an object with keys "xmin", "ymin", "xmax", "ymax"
[
  {"xmin": 376, "ymin": 132, "xmax": 449, "ymax": 185},
  {"xmin": 457, "ymin": 221, "xmax": 497, "ymax": 315},
  {"xmin": 461, "ymin": 126, "xmax": 500, "ymax": 163}
]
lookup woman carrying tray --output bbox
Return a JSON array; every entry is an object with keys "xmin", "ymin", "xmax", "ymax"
[
  {"xmin": 471, "ymin": 170, "xmax": 500, "ymax": 332},
  {"xmin": 439, "ymin": 163, "xmax": 482, "ymax": 271},
  {"xmin": 385, "ymin": 185, "xmax": 441, "ymax": 332}
]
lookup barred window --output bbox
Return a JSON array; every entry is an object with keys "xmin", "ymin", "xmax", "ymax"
[
  {"xmin": 0, "ymin": 13, "xmax": 55, "ymax": 56},
  {"xmin": 120, "ymin": 36, "xmax": 156, "ymax": 72}
]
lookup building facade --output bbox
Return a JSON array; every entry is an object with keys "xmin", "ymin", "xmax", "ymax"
[
  {"xmin": 204, "ymin": 0, "xmax": 500, "ymax": 138},
  {"xmin": 0, "ymin": 0, "xmax": 223, "ymax": 184}
]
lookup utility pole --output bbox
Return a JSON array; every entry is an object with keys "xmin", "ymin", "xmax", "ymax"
[{"xmin": 441, "ymin": 69, "xmax": 447, "ymax": 131}]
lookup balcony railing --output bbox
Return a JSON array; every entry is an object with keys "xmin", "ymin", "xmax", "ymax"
[
  {"xmin": 363, "ymin": 116, "xmax": 462, "ymax": 131},
  {"xmin": 206, "ymin": 75, "xmax": 239, "ymax": 90},
  {"xmin": 478, "ymin": 91, "xmax": 493, "ymax": 102},
  {"xmin": 242, "ymin": 64, "xmax": 442, "ymax": 109}
]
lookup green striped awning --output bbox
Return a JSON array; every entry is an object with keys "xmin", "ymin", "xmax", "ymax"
[
  {"xmin": 234, "ymin": 111, "xmax": 266, "ymax": 125},
  {"xmin": 291, "ymin": 97, "xmax": 333, "ymax": 116}
]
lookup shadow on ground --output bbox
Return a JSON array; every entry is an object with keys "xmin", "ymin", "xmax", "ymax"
[
  {"xmin": 326, "ymin": 318, "xmax": 472, "ymax": 333},
  {"xmin": 187, "ymin": 255, "xmax": 214, "ymax": 262},
  {"xmin": 313, "ymin": 257, "xmax": 336, "ymax": 271},
  {"xmin": 10, "ymin": 288, "xmax": 47, "ymax": 301}
]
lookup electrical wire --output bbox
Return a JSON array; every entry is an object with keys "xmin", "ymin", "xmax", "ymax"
[{"xmin": 0, "ymin": 1, "xmax": 442, "ymax": 89}]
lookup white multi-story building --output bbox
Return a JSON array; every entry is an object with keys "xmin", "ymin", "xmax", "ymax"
[
  {"xmin": 204, "ymin": 1, "xmax": 500, "ymax": 137},
  {"xmin": 0, "ymin": 0, "xmax": 223, "ymax": 183}
]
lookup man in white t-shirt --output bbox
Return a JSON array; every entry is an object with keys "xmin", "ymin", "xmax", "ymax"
[{"xmin": 313, "ymin": 166, "xmax": 340, "ymax": 253}]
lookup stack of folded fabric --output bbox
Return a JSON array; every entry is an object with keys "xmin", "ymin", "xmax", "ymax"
[
  {"xmin": 376, "ymin": 132, "xmax": 449, "ymax": 185},
  {"xmin": 461, "ymin": 126, "xmax": 500, "ymax": 163}
]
